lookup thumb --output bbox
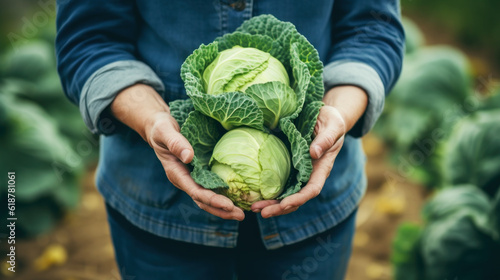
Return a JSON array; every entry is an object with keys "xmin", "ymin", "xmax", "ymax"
[
  {"xmin": 151, "ymin": 118, "xmax": 194, "ymax": 164},
  {"xmin": 310, "ymin": 128, "xmax": 340, "ymax": 159},
  {"xmin": 165, "ymin": 130, "xmax": 194, "ymax": 164},
  {"xmin": 310, "ymin": 107, "xmax": 345, "ymax": 159}
]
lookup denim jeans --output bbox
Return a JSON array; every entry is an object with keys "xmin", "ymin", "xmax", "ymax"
[{"xmin": 106, "ymin": 203, "xmax": 357, "ymax": 280}]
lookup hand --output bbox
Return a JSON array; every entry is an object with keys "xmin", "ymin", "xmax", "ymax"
[
  {"xmin": 251, "ymin": 85, "xmax": 368, "ymax": 218},
  {"xmin": 111, "ymin": 84, "xmax": 245, "ymax": 221},
  {"xmin": 251, "ymin": 106, "xmax": 346, "ymax": 217}
]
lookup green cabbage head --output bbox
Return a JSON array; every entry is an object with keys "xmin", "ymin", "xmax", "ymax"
[
  {"xmin": 203, "ymin": 46, "xmax": 297, "ymax": 129},
  {"xmin": 209, "ymin": 127, "xmax": 291, "ymax": 210}
]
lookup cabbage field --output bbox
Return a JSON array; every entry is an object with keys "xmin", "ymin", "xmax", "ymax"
[{"xmin": 1, "ymin": 1, "xmax": 499, "ymax": 279}]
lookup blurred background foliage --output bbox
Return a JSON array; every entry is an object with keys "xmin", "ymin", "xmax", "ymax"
[
  {"xmin": 381, "ymin": 3, "xmax": 500, "ymax": 279},
  {"xmin": 402, "ymin": 0, "xmax": 500, "ymax": 66},
  {"xmin": 0, "ymin": 0, "xmax": 500, "ymax": 279},
  {"xmin": 0, "ymin": 0, "xmax": 97, "ymax": 238}
]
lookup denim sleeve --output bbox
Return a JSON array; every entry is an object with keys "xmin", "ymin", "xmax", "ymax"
[
  {"xmin": 56, "ymin": 1, "xmax": 163, "ymax": 134},
  {"xmin": 324, "ymin": 0, "xmax": 405, "ymax": 137},
  {"xmin": 80, "ymin": 61, "xmax": 165, "ymax": 134}
]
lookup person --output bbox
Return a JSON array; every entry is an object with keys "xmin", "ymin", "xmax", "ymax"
[{"xmin": 56, "ymin": 1, "xmax": 404, "ymax": 279}]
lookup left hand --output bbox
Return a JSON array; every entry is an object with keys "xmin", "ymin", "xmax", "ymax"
[{"xmin": 250, "ymin": 85, "xmax": 368, "ymax": 218}]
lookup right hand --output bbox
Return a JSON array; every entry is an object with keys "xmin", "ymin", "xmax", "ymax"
[{"xmin": 111, "ymin": 84, "xmax": 244, "ymax": 221}]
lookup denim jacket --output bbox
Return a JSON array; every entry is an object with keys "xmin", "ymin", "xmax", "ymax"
[{"xmin": 56, "ymin": 0, "xmax": 404, "ymax": 249}]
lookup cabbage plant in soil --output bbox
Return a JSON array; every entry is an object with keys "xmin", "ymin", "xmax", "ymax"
[{"xmin": 170, "ymin": 15, "xmax": 324, "ymax": 209}]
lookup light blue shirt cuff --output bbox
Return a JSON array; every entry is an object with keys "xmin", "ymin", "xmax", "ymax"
[
  {"xmin": 323, "ymin": 61, "xmax": 385, "ymax": 137},
  {"xmin": 80, "ymin": 60, "xmax": 165, "ymax": 134}
]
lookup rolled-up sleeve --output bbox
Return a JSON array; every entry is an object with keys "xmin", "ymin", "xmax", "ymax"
[
  {"xmin": 324, "ymin": 0, "xmax": 405, "ymax": 137},
  {"xmin": 56, "ymin": 1, "xmax": 164, "ymax": 134},
  {"xmin": 80, "ymin": 61, "xmax": 164, "ymax": 134}
]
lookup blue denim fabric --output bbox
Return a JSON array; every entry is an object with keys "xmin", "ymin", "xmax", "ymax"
[
  {"xmin": 106, "ymin": 203, "xmax": 357, "ymax": 280},
  {"xmin": 56, "ymin": 0, "xmax": 404, "ymax": 249}
]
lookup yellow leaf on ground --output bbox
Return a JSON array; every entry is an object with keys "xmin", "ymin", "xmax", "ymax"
[{"xmin": 34, "ymin": 244, "xmax": 68, "ymax": 271}]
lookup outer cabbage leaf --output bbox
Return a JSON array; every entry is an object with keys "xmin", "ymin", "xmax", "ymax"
[
  {"xmin": 444, "ymin": 110, "xmax": 500, "ymax": 197},
  {"xmin": 189, "ymin": 86, "xmax": 265, "ymax": 131},
  {"xmin": 169, "ymin": 99, "xmax": 194, "ymax": 127},
  {"xmin": 236, "ymin": 15, "xmax": 324, "ymax": 103},
  {"xmin": 191, "ymin": 168, "xmax": 228, "ymax": 191},
  {"xmin": 181, "ymin": 111, "xmax": 225, "ymax": 168},
  {"xmin": 296, "ymin": 101, "xmax": 323, "ymax": 144},
  {"xmin": 422, "ymin": 185, "xmax": 490, "ymax": 223},
  {"xmin": 277, "ymin": 117, "xmax": 312, "ymax": 198},
  {"xmin": 180, "ymin": 111, "xmax": 227, "ymax": 190},
  {"xmin": 419, "ymin": 186, "xmax": 500, "ymax": 280},
  {"xmin": 488, "ymin": 187, "xmax": 500, "ymax": 241},
  {"xmin": 287, "ymin": 43, "xmax": 310, "ymax": 120},
  {"xmin": 215, "ymin": 32, "xmax": 282, "ymax": 62}
]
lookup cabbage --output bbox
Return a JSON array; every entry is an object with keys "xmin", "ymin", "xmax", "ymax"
[
  {"xmin": 444, "ymin": 110, "xmax": 500, "ymax": 197},
  {"xmin": 172, "ymin": 15, "xmax": 324, "ymax": 206},
  {"xmin": 419, "ymin": 186, "xmax": 500, "ymax": 280},
  {"xmin": 210, "ymin": 128, "xmax": 290, "ymax": 210},
  {"xmin": 203, "ymin": 46, "xmax": 296, "ymax": 129},
  {"xmin": 203, "ymin": 46, "xmax": 289, "ymax": 94},
  {"xmin": 392, "ymin": 186, "xmax": 500, "ymax": 280}
]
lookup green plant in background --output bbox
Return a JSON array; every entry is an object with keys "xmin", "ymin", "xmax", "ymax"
[
  {"xmin": 391, "ymin": 222, "xmax": 423, "ymax": 280},
  {"xmin": 401, "ymin": 17, "xmax": 425, "ymax": 55},
  {"xmin": 374, "ymin": 47, "xmax": 473, "ymax": 186},
  {"xmin": 171, "ymin": 15, "xmax": 324, "ymax": 207},
  {"xmin": 0, "ymin": 16, "xmax": 95, "ymax": 237},
  {"xmin": 444, "ymin": 110, "xmax": 500, "ymax": 197},
  {"xmin": 0, "ymin": 38, "xmax": 95, "ymax": 144},
  {"xmin": 389, "ymin": 17, "xmax": 500, "ymax": 279},
  {"xmin": 392, "ymin": 186, "xmax": 500, "ymax": 280},
  {"xmin": 402, "ymin": 0, "xmax": 500, "ymax": 65},
  {"xmin": 391, "ymin": 109, "xmax": 500, "ymax": 280},
  {"xmin": 0, "ymin": 94, "xmax": 83, "ymax": 236},
  {"xmin": 420, "ymin": 186, "xmax": 500, "ymax": 280}
]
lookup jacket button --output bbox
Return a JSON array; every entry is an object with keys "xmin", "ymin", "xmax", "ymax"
[{"xmin": 230, "ymin": 0, "xmax": 246, "ymax": 11}]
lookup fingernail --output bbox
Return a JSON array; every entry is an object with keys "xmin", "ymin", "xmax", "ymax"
[
  {"xmin": 252, "ymin": 208, "xmax": 262, "ymax": 213},
  {"xmin": 283, "ymin": 206, "xmax": 292, "ymax": 211},
  {"xmin": 314, "ymin": 145, "xmax": 322, "ymax": 158},
  {"xmin": 180, "ymin": 149, "xmax": 190, "ymax": 163}
]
